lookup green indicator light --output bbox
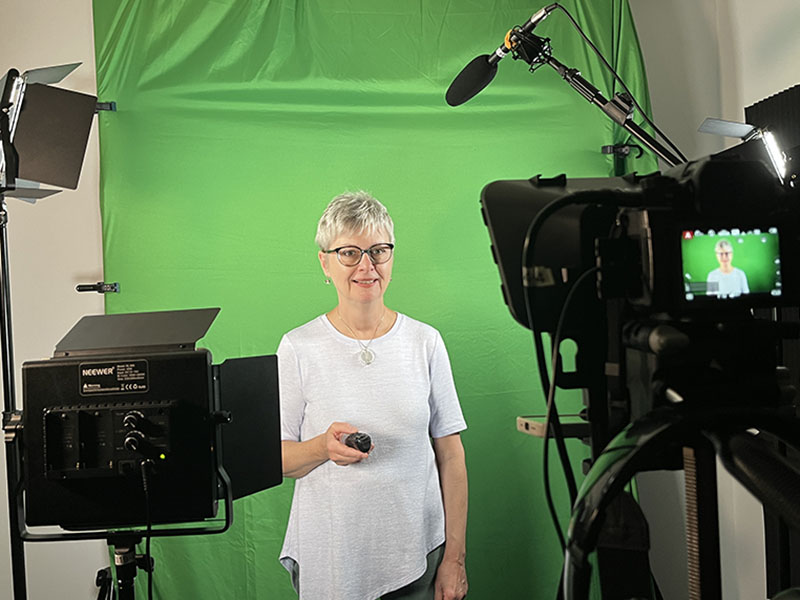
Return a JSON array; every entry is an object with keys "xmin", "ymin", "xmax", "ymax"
[{"xmin": 159, "ymin": 453, "xmax": 166, "ymax": 460}]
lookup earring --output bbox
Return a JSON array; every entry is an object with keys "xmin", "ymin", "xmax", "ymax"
[{"xmin": 324, "ymin": 277, "xmax": 331, "ymax": 285}]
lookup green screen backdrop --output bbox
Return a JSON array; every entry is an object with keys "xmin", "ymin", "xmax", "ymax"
[{"xmin": 92, "ymin": 1, "xmax": 657, "ymax": 597}]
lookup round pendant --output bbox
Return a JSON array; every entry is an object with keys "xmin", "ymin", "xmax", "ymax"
[{"xmin": 359, "ymin": 348, "xmax": 375, "ymax": 365}]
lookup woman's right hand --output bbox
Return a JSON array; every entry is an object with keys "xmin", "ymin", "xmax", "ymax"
[
  {"xmin": 282, "ymin": 422, "xmax": 371, "ymax": 478},
  {"xmin": 323, "ymin": 422, "xmax": 371, "ymax": 466}
]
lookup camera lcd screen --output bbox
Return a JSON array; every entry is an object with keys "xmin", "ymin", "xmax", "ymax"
[{"xmin": 681, "ymin": 227, "xmax": 782, "ymax": 302}]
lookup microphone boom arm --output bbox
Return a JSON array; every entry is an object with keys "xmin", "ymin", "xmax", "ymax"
[{"xmin": 541, "ymin": 49, "xmax": 682, "ymax": 167}]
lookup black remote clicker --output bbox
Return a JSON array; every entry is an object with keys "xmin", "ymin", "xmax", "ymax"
[{"xmin": 342, "ymin": 432, "xmax": 372, "ymax": 453}]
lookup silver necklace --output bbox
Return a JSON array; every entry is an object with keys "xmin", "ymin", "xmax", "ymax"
[{"xmin": 338, "ymin": 309, "xmax": 384, "ymax": 365}]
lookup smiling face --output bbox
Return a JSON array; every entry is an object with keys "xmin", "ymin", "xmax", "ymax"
[
  {"xmin": 715, "ymin": 241, "xmax": 734, "ymax": 273},
  {"xmin": 716, "ymin": 249, "xmax": 732, "ymax": 267},
  {"xmin": 319, "ymin": 230, "xmax": 394, "ymax": 308}
]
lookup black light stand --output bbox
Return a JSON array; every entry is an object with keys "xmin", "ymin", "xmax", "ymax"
[
  {"xmin": 1, "ymin": 61, "xmax": 284, "ymax": 600},
  {"xmin": 0, "ymin": 200, "xmax": 25, "ymax": 600},
  {"xmin": 109, "ymin": 535, "xmax": 152, "ymax": 600},
  {"xmin": 0, "ymin": 62, "xmax": 95, "ymax": 600}
]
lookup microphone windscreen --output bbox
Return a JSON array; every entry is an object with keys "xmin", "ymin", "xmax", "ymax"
[{"xmin": 445, "ymin": 55, "xmax": 498, "ymax": 107}]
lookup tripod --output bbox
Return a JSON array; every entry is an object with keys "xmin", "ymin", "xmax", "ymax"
[{"xmin": 563, "ymin": 403, "xmax": 800, "ymax": 599}]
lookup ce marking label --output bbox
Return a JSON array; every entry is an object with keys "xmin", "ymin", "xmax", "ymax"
[
  {"xmin": 79, "ymin": 360, "xmax": 150, "ymax": 396},
  {"xmin": 121, "ymin": 382, "xmax": 146, "ymax": 391}
]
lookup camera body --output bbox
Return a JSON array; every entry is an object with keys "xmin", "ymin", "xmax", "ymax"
[
  {"xmin": 482, "ymin": 156, "xmax": 800, "ymax": 326},
  {"xmin": 607, "ymin": 158, "xmax": 800, "ymax": 314},
  {"xmin": 482, "ymin": 156, "xmax": 800, "ymax": 434},
  {"xmin": 606, "ymin": 160, "xmax": 800, "ymax": 419}
]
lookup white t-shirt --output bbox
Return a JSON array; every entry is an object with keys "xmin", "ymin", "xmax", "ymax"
[
  {"xmin": 706, "ymin": 267, "xmax": 749, "ymax": 297},
  {"xmin": 277, "ymin": 312, "xmax": 467, "ymax": 600}
]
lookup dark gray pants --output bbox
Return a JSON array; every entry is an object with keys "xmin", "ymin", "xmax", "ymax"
[{"xmin": 381, "ymin": 545, "xmax": 445, "ymax": 600}]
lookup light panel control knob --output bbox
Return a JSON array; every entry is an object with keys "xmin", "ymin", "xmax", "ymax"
[
  {"xmin": 124, "ymin": 430, "xmax": 145, "ymax": 452},
  {"xmin": 123, "ymin": 410, "xmax": 145, "ymax": 430}
]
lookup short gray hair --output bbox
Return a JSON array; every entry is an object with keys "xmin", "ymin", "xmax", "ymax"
[
  {"xmin": 315, "ymin": 191, "xmax": 395, "ymax": 250},
  {"xmin": 715, "ymin": 239, "xmax": 733, "ymax": 253}
]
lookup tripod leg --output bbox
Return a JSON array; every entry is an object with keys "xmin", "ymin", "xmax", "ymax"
[{"xmin": 596, "ymin": 491, "xmax": 654, "ymax": 599}]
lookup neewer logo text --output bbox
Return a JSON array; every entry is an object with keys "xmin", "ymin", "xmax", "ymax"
[{"xmin": 82, "ymin": 367, "xmax": 115, "ymax": 376}]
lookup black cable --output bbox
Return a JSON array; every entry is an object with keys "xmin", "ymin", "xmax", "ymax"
[
  {"xmin": 520, "ymin": 193, "xmax": 588, "ymax": 550},
  {"xmin": 140, "ymin": 459, "xmax": 154, "ymax": 600},
  {"xmin": 552, "ymin": 3, "xmax": 688, "ymax": 163},
  {"xmin": 525, "ymin": 311, "xmax": 577, "ymax": 506},
  {"xmin": 522, "ymin": 191, "xmax": 619, "ymax": 507},
  {"xmin": 531, "ymin": 324, "xmax": 568, "ymax": 552},
  {"xmin": 521, "ymin": 189, "xmax": 640, "ymax": 554},
  {"xmin": 543, "ymin": 267, "xmax": 599, "ymax": 548},
  {"xmin": 525, "ymin": 315, "xmax": 575, "ymax": 550}
]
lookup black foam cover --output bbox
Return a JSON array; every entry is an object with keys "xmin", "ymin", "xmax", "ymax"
[{"xmin": 445, "ymin": 55, "xmax": 497, "ymax": 107}]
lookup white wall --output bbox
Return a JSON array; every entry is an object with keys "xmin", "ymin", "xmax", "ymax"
[
  {"xmin": 0, "ymin": 1, "xmax": 107, "ymax": 599},
  {"xmin": 630, "ymin": 1, "xmax": 800, "ymax": 599},
  {"xmin": 721, "ymin": 0, "xmax": 800, "ymax": 121},
  {"xmin": 630, "ymin": 0, "xmax": 729, "ymax": 161},
  {"xmin": 630, "ymin": 0, "xmax": 800, "ymax": 163}
]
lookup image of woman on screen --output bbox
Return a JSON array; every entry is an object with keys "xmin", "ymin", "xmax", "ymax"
[
  {"xmin": 706, "ymin": 239, "xmax": 750, "ymax": 297},
  {"xmin": 277, "ymin": 191, "xmax": 468, "ymax": 600}
]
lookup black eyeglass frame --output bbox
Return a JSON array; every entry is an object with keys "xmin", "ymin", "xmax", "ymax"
[{"xmin": 323, "ymin": 243, "xmax": 395, "ymax": 266}]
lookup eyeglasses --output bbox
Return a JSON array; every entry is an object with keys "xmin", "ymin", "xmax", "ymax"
[{"xmin": 324, "ymin": 243, "xmax": 394, "ymax": 266}]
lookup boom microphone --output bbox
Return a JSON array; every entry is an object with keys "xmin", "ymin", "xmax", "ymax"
[
  {"xmin": 445, "ymin": 55, "xmax": 498, "ymax": 107},
  {"xmin": 445, "ymin": 3, "xmax": 559, "ymax": 107}
]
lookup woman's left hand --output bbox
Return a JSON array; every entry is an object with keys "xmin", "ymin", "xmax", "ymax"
[{"xmin": 434, "ymin": 556, "xmax": 467, "ymax": 600}]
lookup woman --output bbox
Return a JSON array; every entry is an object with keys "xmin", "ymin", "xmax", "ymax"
[
  {"xmin": 278, "ymin": 191, "xmax": 469, "ymax": 600},
  {"xmin": 706, "ymin": 239, "xmax": 749, "ymax": 298}
]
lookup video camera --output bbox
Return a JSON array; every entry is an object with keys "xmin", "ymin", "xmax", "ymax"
[
  {"xmin": 605, "ymin": 158, "xmax": 796, "ymax": 312},
  {"xmin": 485, "ymin": 155, "xmax": 799, "ymax": 320},
  {"xmin": 484, "ymin": 156, "xmax": 800, "ymax": 418},
  {"xmin": 482, "ymin": 154, "xmax": 800, "ymax": 599}
]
